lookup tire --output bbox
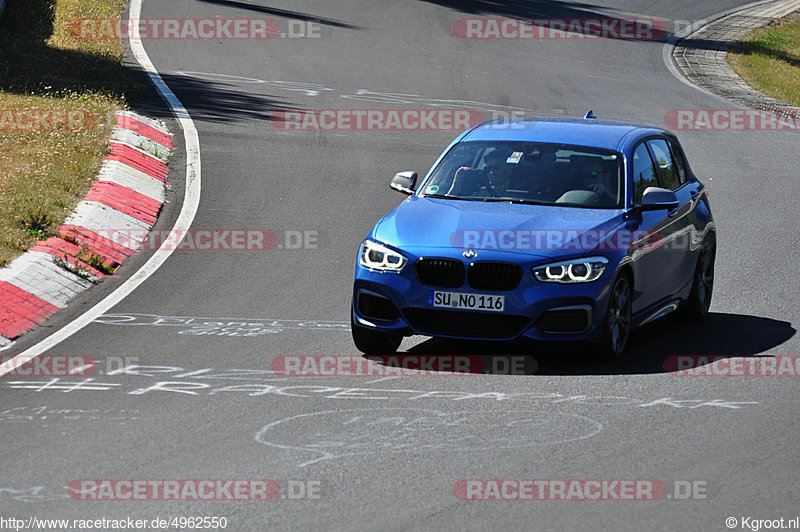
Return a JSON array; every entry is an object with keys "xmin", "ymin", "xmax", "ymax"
[
  {"xmin": 351, "ymin": 315, "xmax": 402, "ymax": 355},
  {"xmin": 680, "ymin": 237, "xmax": 715, "ymax": 321},
  {"xmin": 599, "ymin": 273, "xmax": 633, "ymax": 359}
]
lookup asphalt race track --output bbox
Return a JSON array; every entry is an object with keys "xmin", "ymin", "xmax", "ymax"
[{"xmin": 2, "ymin": 1, "xmax": 799, "ymax": 530}]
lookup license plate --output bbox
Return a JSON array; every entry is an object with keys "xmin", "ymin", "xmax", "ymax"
[{"xmin": 429, "ymin": 291, "xmax": 505, "ymax": 312}]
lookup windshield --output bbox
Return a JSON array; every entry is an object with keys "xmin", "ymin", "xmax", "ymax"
[{"xmin": 421, "ymin": 141, "xmax": 624, "ymax": 208}]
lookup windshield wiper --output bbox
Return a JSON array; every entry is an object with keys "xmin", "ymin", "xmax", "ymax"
[
  {"xmin": 424, "ymin": 194, "xmax": 481, "ymax": 201},
  {"xmin": 509, "ymin": 199, "xmax": 550, "ymax": 205},
  {"xmin": 480, "ymin": 198, "xmax": 550, "ymax": 205},
  {"xmin": 424, "ymin": 194, "xmax": 548, "ymax": 204}
]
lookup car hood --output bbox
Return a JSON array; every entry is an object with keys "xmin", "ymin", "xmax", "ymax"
[{"xmin": 372, "ymin": 196, "xmax": 627, "ymax": 260}]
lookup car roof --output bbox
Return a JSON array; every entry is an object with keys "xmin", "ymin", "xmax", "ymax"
[{"xmin": 461, "ymin": 117, "xmax": 669, "ymax": 151}]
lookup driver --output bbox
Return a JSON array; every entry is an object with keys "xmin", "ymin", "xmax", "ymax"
[
  {"xmin": 581, "ymin": 160, "xmax": 616, "ymax": 204},
  {"xmin": 448, "ymin": 148, "xmax": 515, "ymax": 196}
]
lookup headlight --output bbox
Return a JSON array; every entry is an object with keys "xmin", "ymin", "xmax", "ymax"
[
  {"xmin": 532, "ymin": 256, "xmax": 609, "ymax": 283},
  {"xmin": 359, "ymin": 239, "xmax": 408, "ymax": 272}
]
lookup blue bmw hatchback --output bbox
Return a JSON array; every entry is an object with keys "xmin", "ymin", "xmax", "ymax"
[{"xmin": 352, "ymin": 114, "xmax": 715, "ymax": 358}]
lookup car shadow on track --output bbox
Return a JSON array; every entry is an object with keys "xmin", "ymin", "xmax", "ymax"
[
  {"xmin": 194, "ymin": 0, "xmax": 361, "ymax": 29},
  {"xmin": 419, "ymin": 0, "xmax": 800, "ymax": 60},
  {"xmin": 419, "ymin": 0, "xmax": 677, "ymax": 43},
  {"xmin": 389, "ymin": 312, "xmax": 795, "ymax": 376},
  {"xmin": 126, "ymin": 70, "xmax": 295, "ymax": 124}
]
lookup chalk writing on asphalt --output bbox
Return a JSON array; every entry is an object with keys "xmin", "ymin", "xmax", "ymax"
[
  {"xmin": 4, "ymin": 364, "xmax": 759, "ymax": 410},
  {"xmin": 0, "ymin": 405, "xmax": 139, "ymax": 424},
  {"xmin": 255, "ymin": 408, "xmax": 603, "ymax": 466},
  {"xmin": 93, "ymin": 313, "xmax": 349, "ymax": 337}
]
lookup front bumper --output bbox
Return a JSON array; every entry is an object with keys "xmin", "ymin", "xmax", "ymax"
[{"xmin": 352, "ymin": 251, "xmax": 617, "ymax": 343}]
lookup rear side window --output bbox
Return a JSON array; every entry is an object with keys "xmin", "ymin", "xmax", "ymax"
[
  {"xmin": 632, "ymin": 143, "xmax": 658, "ymax": 205},
  {"xmin": 646, "ymin": 138, "xmax": 680, "ymax": 191},
  {"xmin": 668, "ymin": 139, "xmax": 688, "ymax": 184}
]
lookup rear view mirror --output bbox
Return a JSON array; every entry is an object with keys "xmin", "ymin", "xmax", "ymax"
[
  {"xmin": 390, "ymin": 171, "xmax": 417, "ymax": 195},
  {"xmin": 639, "ymin": 187, "xmax": 679, "ymax": 211}
]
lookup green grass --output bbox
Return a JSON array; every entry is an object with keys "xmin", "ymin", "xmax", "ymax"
[
  {"xmin": 728, "ymin": 10, "xmax": 800, "ymax": 107},
  {"xmin": 85, "ymin": 252, "xmax": 117, "ymax": 274},
  {"xmin": 0, "ymin": 0, "xmax": 138, "ymax": 267}
]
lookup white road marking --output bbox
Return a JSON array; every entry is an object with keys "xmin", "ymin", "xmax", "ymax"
[{"xmin": 0, "ymin": 0, "xmax": 202, "ymax": 376}]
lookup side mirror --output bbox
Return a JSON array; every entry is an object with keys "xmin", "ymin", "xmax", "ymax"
[
  {"xmin": 639, "ymin": 187, "xmax": 679, "ymax": 211},
  {"xmin": 390, "ymin": 171, "xmax": 417, "ymax": 195}
]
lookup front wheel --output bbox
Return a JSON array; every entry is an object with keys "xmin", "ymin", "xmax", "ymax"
[
  {"xmin": 351, "ymin": 315, "xmax": 402, "ymax": 355},
  {"xmin": 599, "ymin": 273, "xmax": 632, "ymax": 359}
]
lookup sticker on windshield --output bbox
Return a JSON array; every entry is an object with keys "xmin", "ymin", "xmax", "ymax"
[
  {"xmin": 426, "ymin": 185, "xmax": 440, "ymax": 194},
  {"xmin": 506, "ymin": 151, "xmax": 523, "ymax": 164}
]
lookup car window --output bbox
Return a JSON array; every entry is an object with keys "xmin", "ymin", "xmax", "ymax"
[
  {"xmin": 632, "ymin": 142, "xmax": 659, "ymax": 205},
  {"xmin": 646, "ymin": 138, "xmax": 680, "ymax": 191},
  {"xmin": 667, "ymin": 139, "xmax": 687, "ymax": 185},
  {"xmin": 421, "ymin": 141, "xmax": 623, "ymax": 208}
]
